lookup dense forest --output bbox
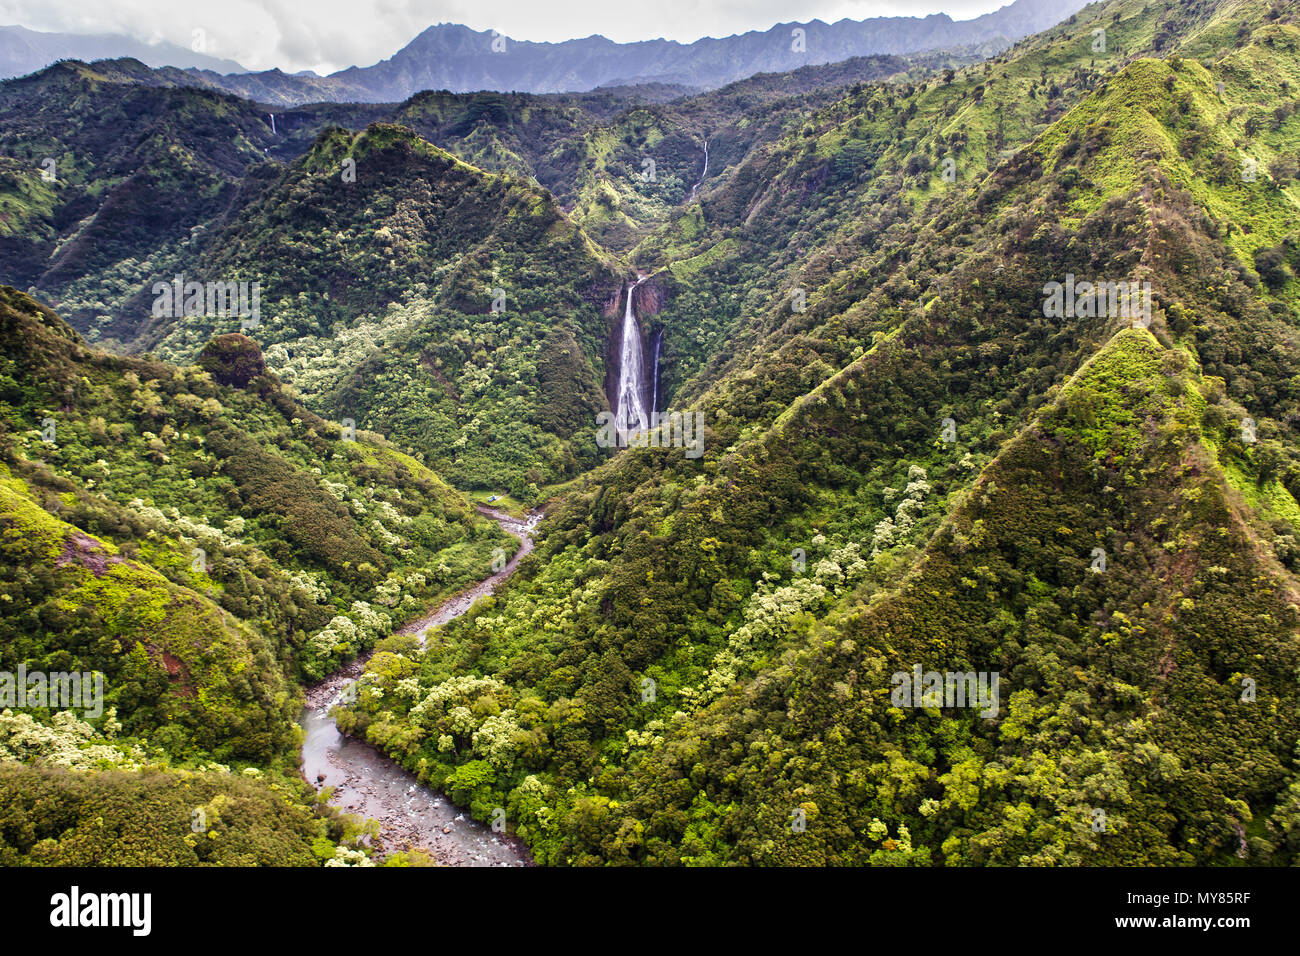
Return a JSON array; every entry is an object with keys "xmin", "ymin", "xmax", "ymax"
[{"xmin": 1, "ymin": 0, "xmax": 1299, "ymax": 867}]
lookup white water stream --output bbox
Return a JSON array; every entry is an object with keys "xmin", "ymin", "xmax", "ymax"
[
  {"xmin": 614, "ymin": 277, "xmax": 650, "ymax": 439},
  {"xmin": 299, "ymin": 506, "xmax": 540, "ymax": 866},
  {"xmin": 689, "ymin": 138, "xmax": 709, "ymax": 201}
]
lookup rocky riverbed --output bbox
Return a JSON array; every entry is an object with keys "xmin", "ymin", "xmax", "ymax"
[{"xmin": 299, "ymin": 505, "xmax": 541, "ymax": 866}]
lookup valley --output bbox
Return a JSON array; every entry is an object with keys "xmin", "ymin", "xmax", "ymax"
[
  {"xmin": 301, "ymin": 505, "xmax": 537, "ymax": 865},
  {"xmin": 1, "ymin": 0, "xmax": 1299, "ymax": 872}
]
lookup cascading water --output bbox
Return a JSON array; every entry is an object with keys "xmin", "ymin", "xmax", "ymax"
[
  {"xmin": 689, "ymin": 138, "xmax": 709, "ymax": 201},
  {"xmin": 614, "ymin": 278, "xmax": 650, "ymax": 438},
  {"xmin": 649, "ymin": 328, "xmax": 663, "ymax": 417}
]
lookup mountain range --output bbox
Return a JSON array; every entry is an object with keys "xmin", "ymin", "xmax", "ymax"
[
  {"xmin": 0, "ymin": 23, "xmax": 248, "ymax": 78},
  {"xmin": 1, "ymin": 0, "xmax": 1299, "ymax": 868},
  {"xmin": 3, "ymin": 0, "xmax": 1086, "ymax": 103}
]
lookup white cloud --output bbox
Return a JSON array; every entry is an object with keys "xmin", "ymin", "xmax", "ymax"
[{"xmin": 0, "ymin": 0, "xmax": 1017, "ymax": 74}]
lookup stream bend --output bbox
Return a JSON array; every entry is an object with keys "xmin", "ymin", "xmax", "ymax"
[{"xmin": 299, "ymin": 506, "xmax": 540, "ymax": 866}]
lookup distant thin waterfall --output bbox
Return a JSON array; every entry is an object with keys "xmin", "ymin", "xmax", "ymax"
[
  {"xmin": 689, "ymin": 139, "xmax": 709, "ymax": 201},
  {"xmin": 615, "ymin": 278, "xmax": 649, "ymax": 439}
]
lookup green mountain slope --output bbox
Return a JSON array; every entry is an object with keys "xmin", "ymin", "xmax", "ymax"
[
  {"xmin": 0, "ymin": 61, "xmax": 289, "ymax": 335},
  {"xmin": 136, "ymin": 123, "xmax": 626, "ymax": 494},
  {"xmin": 0, "ymin": 762, "xmax": 356, "ymax": 866},
  {"xmin": 564, "ymin": 330, "xmax": 1300, "ymax": 864},
  {"xmin": 0, "ymin": 48, "xmax": 961, "ymax": 335},
  {"xmin": 0, "ymin": 285, "xmax": 512, "ymax": 864},
  {"xmin": 0, "ymin": 286, "xmax": 508, "ymax": 736},
  {"xmin": 635, "ymin": 0, "xmax": 1298, "ymax": 414},
  {"xmin": 330, "ymin": 0, "xmax": 1300, "ymax": 866},
  {"xmin": 1, "ymin": 0, "xmax": 1297, "ymax": 870}
]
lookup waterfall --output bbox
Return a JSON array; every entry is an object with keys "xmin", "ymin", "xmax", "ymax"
[
  {"xmin": 689, "ymin": 138, "xmax": 709, "ymax": 201},
  {"xmin": 649, "ymin": 328, "xmax": 663, "ymax": 416},
  {"xmin": 614, "ymin": 278, "xmax": 650, "ymax": 439}
]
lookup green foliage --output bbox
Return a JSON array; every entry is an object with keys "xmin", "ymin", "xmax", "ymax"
[
  {"xmin": 0, "ymin": 762, "xmax": 351, "ymax": 866},
  {"xmin": 140, "ymin": 124, "xmax": 624, "ymax": 491},
  {"xmin": 0, "ymin": 285, "xmax": 508, "ymax": 760},
  {"xmin": 332, "ymin": 0, "xmax": 1300, "ymax": 867},
  {"xmin": 5, "ymin": 0, "xmax": 1300, "ymax": 869}
]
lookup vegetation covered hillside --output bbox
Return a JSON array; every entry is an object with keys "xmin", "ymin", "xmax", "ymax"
[
  {"xmin": 0, "ymin": 0, "xmax": 1297, "ymax": 870},
  {"xmin": 0, "ymin": 284, "xmax": 507, "ymax": 862},
  {"xmin": 0, "ymin": 286, "xmax": 508, "ymax": 696},
  {"xmin": 387, "ymin": 54, "xmax": 932, "ymax": 250},
  {"xmin": 0, "ymin": 43, "xmax": 1002, "ymax": 506},
  {"xmin": 0, "ymin": 54, "xmax": 834, "ymax": 324},
  {"xmin": 331, "ymin": 0, "xmax": 1300, "ymax": 865},
  {"xmin": 138, "ymin": 123, "xmax": 627, "ymax": 494},
  {"xmin": 0, "ymin": 60, "xmax": 296, "ymax": 337},
  {"xmin": 633, "ymin": 0, "xmax": 1297, "ymax": 412},
  {"xmin": 0, "ymin": 44, "xmax": 968, "ymax": 342}
]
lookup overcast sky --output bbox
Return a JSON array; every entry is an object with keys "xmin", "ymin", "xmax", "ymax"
[{"xmin": 0, "ymin": 0, "xmax": 1018, "ymax": 74}]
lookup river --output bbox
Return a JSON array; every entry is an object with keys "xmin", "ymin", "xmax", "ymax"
[{"xmin": 299, "ymin": 505, "xmax": 541, "ymax": 866}]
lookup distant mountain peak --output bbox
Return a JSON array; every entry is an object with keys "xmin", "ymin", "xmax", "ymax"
[
  {"xmin": 1, "ymin": 0, "xmax": 1088, "ymax": 102},
  {"xmin": 0, "ymin": 23, "xmax": 248, "ymax": 78}
]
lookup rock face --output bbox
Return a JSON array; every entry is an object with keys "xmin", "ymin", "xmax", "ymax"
[
  {"xmin": 605, "ymin": 276, "xmax": 671, "ymax": 428},
  {"xmin": 631, "ymin": 278, "xmax": 668, "ymax": 317},
  {"xmin": 197, "ymin": 334, "xmax": 266, "ymax": 389}
]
